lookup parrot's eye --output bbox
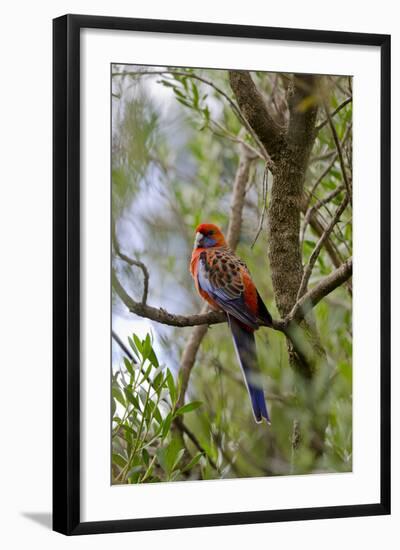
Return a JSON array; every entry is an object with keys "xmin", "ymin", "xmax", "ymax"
[{"xmin": 208, "ymin": 230, "xmax": 214, "ymax": 236}]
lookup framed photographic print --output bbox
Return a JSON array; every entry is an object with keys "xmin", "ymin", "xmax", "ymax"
[{"xmin": 53, "ymin": 14, "xmax": 391, "ymax": 535}]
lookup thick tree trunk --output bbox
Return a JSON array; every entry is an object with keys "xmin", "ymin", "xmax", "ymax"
[
  {"xmin": 268, "ymin": 152, "xmax": 305, "ymax": 317},
  {"xmin": 230, "ymin": 71, "xmax": 320, "ymax": 376},
  {"xmin": 229, "ymin": 72, "xmax": 327, "ymax": 455}
]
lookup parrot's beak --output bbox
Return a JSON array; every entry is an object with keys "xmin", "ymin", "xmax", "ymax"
[{"xmin": 194, "ymin": 232, "xmax": 203, "ymax": 249}]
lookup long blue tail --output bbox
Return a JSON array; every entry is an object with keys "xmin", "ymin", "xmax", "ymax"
[{"xmin": 228, "ymin": 314, "xmax": 270, "ymax": 424}]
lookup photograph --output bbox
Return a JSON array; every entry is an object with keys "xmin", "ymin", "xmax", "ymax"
[{"xmin": 110, "ymin": 64, "xmax": 353, "ymax": 485}]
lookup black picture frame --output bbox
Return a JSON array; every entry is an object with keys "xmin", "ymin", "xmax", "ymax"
[{"xmin": 53, "ymin": 14, "xmax": 391, "ymax": 535}]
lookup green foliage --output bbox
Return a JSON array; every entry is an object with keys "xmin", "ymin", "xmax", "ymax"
[
  {"xmin": 111, "ymin": 68, "xmax": 353, "ymax": 482},
  {"xmin": 112, "ymin": 333, "xmax": 207, "ymax": 483}
]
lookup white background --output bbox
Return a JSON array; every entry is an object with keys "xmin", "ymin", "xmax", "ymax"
[
  {"xmin": 0, "ymin": 0, "xmax": 398, "ymax": 547},
  {"xmin": 82, "ymin": 29, "xmax": 381, "ymax": 522}
]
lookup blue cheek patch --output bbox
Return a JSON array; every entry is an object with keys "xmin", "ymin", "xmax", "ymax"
[{"xmin": 202, "ymin": 236, "xmax": 216, "ymax": 248}]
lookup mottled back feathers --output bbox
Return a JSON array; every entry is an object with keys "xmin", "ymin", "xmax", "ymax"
[
  {"xmin": 194, "ymin": 246, "xmax": 272, "ymax": 330},
  {"xmin": 201, "ymin": 247, "xmax": 246, "ymax": 298}
]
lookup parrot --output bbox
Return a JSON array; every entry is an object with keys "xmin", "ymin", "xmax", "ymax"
[{"xmin": 190, "ymin": 222, "xmax": 273, "ymax": 424}]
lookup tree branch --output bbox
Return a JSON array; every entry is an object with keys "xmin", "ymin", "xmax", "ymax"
[
  {"xmin": 306, "ymin": 209, "xmax": 352, "ymax": 296},
  {"xmin": 316, "ymin": 96, "xmax": 352, "ymax": 131},
  {"xmin": 112, "ymin": 269, "xmax": 225, "ymax": 327},
  {"xmin": 323, "ymin": 100, "xmax": 352, "ymax": 202},
  {"xmin": 287, "ymin": 257, "xmax": 352, "ymax": 326},
  {"xmin": 305, "ymin": 153, "xmax": 339, "ymax": 211},
  {"xmin": 229, "ymin": 71, "xmax": 286, "ymax": 162},
  {"xmin": 226, "ymin": 143, "xmax": 253, "ymax": 249},
  {"xmin": 113, "ymin": 257, "xmax": 352, "ymax": 335},
  {"xmin": 265, "ymin": 74, "xmax": 319, "ymax": 318},
  {"xmin": 297, "ymin": 195, "xmax": 349, "ymax": 300},
  {"xmin": 287, "ymin": 74, "xmax": 319, "ymax": 151},
  {"xmin": 301, "ymin": 183, "xmax": 346, "ymax": 247},
  {"xmin": 178, "ymin": 320, "xmax": 210, "ymax": 407},
  {"xmin": 112, "ymin": 220, "xmax": 149, "ymax": 304},
  {"xmin": 303, "ymin": 122, "xmax": 351, "ymax": 215},
  {"xmin": 251, "ymin": 166, "xmax": 269, "ymax": 249},
  {"xmin": 209, "ymin": 119, "xmax": 263, "ymax": 160}
]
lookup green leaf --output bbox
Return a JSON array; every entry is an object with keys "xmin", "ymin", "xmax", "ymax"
[
  {"xmin": 176, "ymin": 370, "xmax": 184, "ymax": 400},
  {"xmin": 166, "ymin": 369, "xmax": 177, "ymax": 405},
  {"xmin": 191, "ymin": 81, "xmax": 199, "ymax": 108},
  {"xmin": 339, "ymin": 360, "xmax": 352, "ymax": 384},
  {"xmin": 180, "ymin": 76, "xmax": 189, "ymax": 91},
  {"xmin": 304, "ymin": 239, "xmax": 316, "ymax": 251},
  {"xmin": 133, "ymin": 334, "xmax": 143, "ymax": 355},
  {"xmin": 111, "ymin": 398, "xmax": 117, "ymax": 417},
  {"xmin": 161, "ymin": 412, "xmax": 173, "ymax": 439},
  {"xmin": 139, "ymin": 363, "xmax": 153, "ymax": 384},
  {"xmin": 128, "ymin": 336, "xmax": 140, "ymax": 359},
  {"xmin": 156, "ymin": 438, "xmax": 185, "ymax": 475},
  {"xmin": 172, "ymin": 449, "xmax": 185, "ymax": 471},
  {"xmin": 173, "ymin": 87, "xmax": 186, "ymax": 98},
  {"xmin": 159, "ymin": 79, "xmax": 175, "ymax": 88},
  {"xmin": 174, "ymin": 401, "xmax": 202, "ymax": 416},
  {"xmin": 176, "ymin": 97, "xmax": 192, "ymax": 109},
  {"xmin": 112, "ymin": 453, "xmax": 127, "ymax": 469},
  {"xmin": 203, "ymin": 106, "xmax": 210, "ymax": 122},
  {"xmin": 182, "ymin": 452, "xmax": 203, "ymax": 472},
  {"xmin": 148, "ymin": 347, "xmax": 159, "ymax": 367},
  {"xmin": 122, "ymin": 424, "xmax": 137, "ymax": 439},
  {"xmin": 142, "ymin": 448, "xmax": 150, "ymax": 466},
  {"xmin": 124, "ymin": 386, "xmax": 140, "ymax": 409},
  {"xmin": 147, "ymin": 399, "xmax": 163, "ymax": 425},
  {"xmin": 127, "ymin": 465, "xmax": 144, "ymax": 482},
  {"xmin": 143, "ymin": 334, "xmax": 152, "ymax": 359},
  {"xmin": 139, "ymin": 387, "xmax": 149, "ymax": 408},
  {"xmin": 123, "ymin": 356, "xmax": 136, "ymax": 376},
  {"xmin": 127, "ymin": 465, "xmax": 143, "ymax": 477},
  {"xmin": 112, "ymin": 385, "xmax": 126, "ymax": 407},
  {"xmin": 152, "ymin": 366, "xmax": 165, "ymax": 392},
  {"xmin": 169, "ymin": 470, "xmax": 182, "ymax": 481}
]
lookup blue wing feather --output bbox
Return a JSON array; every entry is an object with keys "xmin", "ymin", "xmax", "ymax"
[
  {"xmin": 197, "ymin": 254, "xmax": 259, "ymax": 329},
  {"xmin": 228, "ymin": 314, "xmax": 270, "ymax": 423}
]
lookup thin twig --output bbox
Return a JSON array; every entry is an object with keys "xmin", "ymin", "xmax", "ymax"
[
  {"xmin": 316, "ymin": 96, "xmax": 352, "ymax": 131},
  {"xmin": 112, "ymin": 219, "xmax": 149, "ymax": 304},
  {"xmin": 112, "ymin": 330, "xmax": 136, "ymax": 362},
  {"xmin": 251, "ymin": 166, "xmax": 269, "ymax": 249},
  {"xmin": 304, "ymin": 122, "xmax": 351, "ymax": 213},
  {"xmin": 113, "ymin": 69, "xmax": 273, "ymax": 167},
  {"xmin": 311, "ymin": 149, "xmax": 337, "ymax": 163},
  {"xmin": 297, "ymin": 195, "xmax": 349, "ymax": 300},
  {"xmin": 305, "ymin": 153, "xmax": 338, "ymax": 209},
  {"xmin": 174, "ymin": 417, "xmax": 218, "ymax": 471},
  {"xmin": 303, "ymin": 202, "xmax": 352, "ymax": 296},
  {"xmin": 301, "ymin": 184, "xmax": 346, "ymax": 247},
  {"xmin": 323, "ymin": 101, "xmax": 352, "ymax": 203},
  {"xmin": 209, "ymin": 119, "xmax": 262, "ymax": 160},
  {"xmin": 212, "ymin": 358, "xmax": 292, "ymax": 402},
  {"xmin": 177, "ymin": 310, "xmax": 210, "ymax": 408},
  {"xmin": 226, "ymin": 145, "xmax": 254, "ymax": 249},
  {"xmin": 287, "ymin": 257, "xmax": 352, "ymax": 327}
]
